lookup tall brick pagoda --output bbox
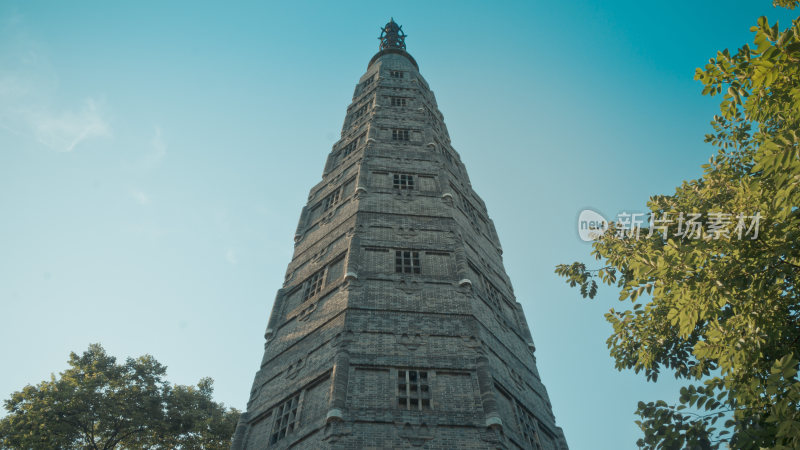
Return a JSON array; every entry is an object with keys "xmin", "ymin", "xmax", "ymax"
[{"xmin": 233, "ymin": 19, "xmax": 568, "ymax": 449}]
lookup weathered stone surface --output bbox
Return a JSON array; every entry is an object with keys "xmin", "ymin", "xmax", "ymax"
[{"xmin": 233, "ymin": 25, "xmax": 568, "ymax": 450}]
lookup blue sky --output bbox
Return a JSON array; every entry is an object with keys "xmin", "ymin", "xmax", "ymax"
[{"xmin": 1, "ymin": 1, "xmax": 796, "ymax": 448}]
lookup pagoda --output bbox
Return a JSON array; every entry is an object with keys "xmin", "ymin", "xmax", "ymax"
[{"xmin": 233, "ymin": 19, "xmax": 568, "ymax": 449}]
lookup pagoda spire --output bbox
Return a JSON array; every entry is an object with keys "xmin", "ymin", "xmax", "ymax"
[{"xmin": 379, "ymin": 18, "xmax": 406, "ymax": 50}]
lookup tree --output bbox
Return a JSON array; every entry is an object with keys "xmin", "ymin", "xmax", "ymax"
[
  {"xmin": 556, "ymin": 2, "xmax": 800, "ymax": 448},
  {"xmin": 0, "ymin": 344, "xmax": 239, "ymax": 449}
]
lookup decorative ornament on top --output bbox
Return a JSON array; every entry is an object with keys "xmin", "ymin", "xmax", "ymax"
[{"xmin": 379, "ymin": 18, "xmax": 407, "ymax": 50}]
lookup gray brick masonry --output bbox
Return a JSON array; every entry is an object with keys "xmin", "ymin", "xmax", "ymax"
[{"xmin": 233, "ymin": 45, "xmax": 568, "ymax": 450}]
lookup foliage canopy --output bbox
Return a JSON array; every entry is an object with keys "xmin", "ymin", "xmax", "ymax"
[{"xmin": 0, "ymin": 344, "xmax": 239, "ymax": 449}]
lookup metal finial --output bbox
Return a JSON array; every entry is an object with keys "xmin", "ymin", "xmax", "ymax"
[{"xmin": 378, "ymin": 18, "xmax": 406, "ymax": 51}]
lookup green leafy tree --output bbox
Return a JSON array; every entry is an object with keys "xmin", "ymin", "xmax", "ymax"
[
  {"xmin": 556, "ymin": 2, "xmax": 800, "ymax": 448},
  {"xmin": 0, "ymin": 344, "xmax": 239, "ymax": 449}
]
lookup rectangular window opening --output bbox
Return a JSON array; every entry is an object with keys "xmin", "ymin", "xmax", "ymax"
[
  {"xmin": 339, "ymin": 133, "xmax": 366, "ymax": 159},
  {"xmin": 514, "ymin": 399, "xmax": 545, "ymax": 449},
  {"xmin": 322, "ymin": 188, "xmax": 342, "ymax": 212},
  {"xmin": 394, "ymin": 250, "xmax": 420, "ymax": 274},
  {"xmin": 269, "ymin": 393, "xmax": 301, "ymax": 445},
  {"xmin": 390, "ymin": 96, "xmax": 407, "ymax": 107},
  {"xmin": 391, "ymin": 128, "xmax": 410, "ymax": 141},
  {"xmin": 302, "ymin": 270, "xmax": 324, "ymax": 301},
  {"xmin": 362, "ymin": 75, "xmax": 375, "ymax": 89},
  {"xmin": 393, "ymin": 173, "xmax": 415, "ymax": 190},
  {"xmin": 351, "ymin": 103, "xmax": 370, "ymax": 121},
  {"xmin": 397, "ymin": 369, "xmax": 431, "ymax": 411}
]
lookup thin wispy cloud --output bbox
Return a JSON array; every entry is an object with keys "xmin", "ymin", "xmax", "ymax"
[
  {"xmin": 142, "ymin": 126, "xmax": 167, "ymax": 168},
  {"xmin": 225, "ymin": 248, "xmax": 238, "ymax": 265},
  {"xmin": 0, "ymin": 72, "xmax": 35, "ymax": 98},
  {"xmin": 129, "ymin": 188, "xmax": 150, "ymax": 206},
  {"xmin": 0, "ymin": 15, "xmax": 111, "ymax": 152},
  {"xmin": 29, "ymin": 98, "xmax": 111, "ymax": 152}
]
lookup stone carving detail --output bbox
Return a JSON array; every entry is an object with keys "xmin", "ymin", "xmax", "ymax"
[
  {"xmin": 296, "ymin": 302, "xmax": 317, "ymax": 322},
  {"xmin": 398, "ymin": 422, "xmax": 435, "ymax": 447},
  {"xmin": 441, "ymin": 192, "xmax": 454, "ymax": 205},
  {"xmin": 510, "ymin": 368, "xmax": 525, "ymax": 390},
  {"xmin": 458, "ymin": 278, "xmax": 473, "ymax": 295},
  {"xmin": 368, "ymin": 218, "xmax": 393, "ymax": 228},
  {"xmin": 396, "ymin": 225, "xmax": 418, "ymax": 238},
  {"xmin": 313, "ymin": 245, "xmax": 332, "ymax": 265},
  {"xmin": 331, "ymin": 329, "xmax": 355, "ymax": 349},
  {"xmin": 285, "ymin": 358, "xmax": 305, "ymax": 380},
  {"xmin": 462, "ymin": 335, "xmax": 481, "ymax": 349},
  {"xmin": 321, "ymin": 209, "xmax": 336, "ymax": 225},
  {"xmin": 397, "ymin": 332, "xmax": 424, "ymax": 351},
  {"xmin": 344, "ymin": 271, "xmax": 358, "ymax": 282},
  {"xmin": 342, "ymin": 274, "xmax": 361, "ymax": 293},
  {"xmin": 322, "ymin": 420, "xmax": 352, "ymax": 443},
  {"xmin": 396, "ymin": 278, "xmax": 422, "ymax": 295},
  {"xmin": 396, "ymin": 191, "xmax": 414, "ymax": 201},
  {"xmin": 481, "ymin": 425, "xmax": 509, "ymax": 449},
  {"xmin": 310, "ymin": 253, "xmax": 325, "ymax": 268}
]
